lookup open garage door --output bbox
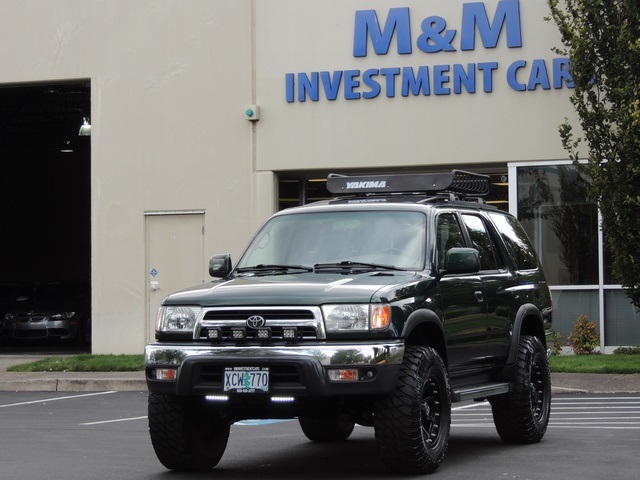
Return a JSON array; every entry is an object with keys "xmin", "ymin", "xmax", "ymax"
[{"xmin": 0, "ymin": 81, "xmax": 91, "ymax": 351}]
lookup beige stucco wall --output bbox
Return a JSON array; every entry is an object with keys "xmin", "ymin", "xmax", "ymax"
[
  {"xmin": 0, "ymin": 0, "xmax": 263, "ymax": 353},
  {"xmin": 0, "ymin": 0, "xmax": 575, "ymax": 353}
]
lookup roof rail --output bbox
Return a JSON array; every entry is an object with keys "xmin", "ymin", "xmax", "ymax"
[{"xmin": 326, "ymin": 170, "xmax": 491, "ymax": 197}]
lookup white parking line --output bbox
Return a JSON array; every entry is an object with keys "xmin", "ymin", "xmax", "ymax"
[
  {"xmin": 554, "ymin": 396, "xmax": 640, "ymax": 401},
  {"xmin": 453, "ymin": 401, "xmax": 489, "ymax": 411},
  {"xmin": 0, "ymin": 391, "xmax": 117, "ymax": 408},
  {"xmin": 450, "ymin": 396, "xmax": 640, "ymax": 430},
  {"xmin": 81, "ymin": 416, "xmax": 148, "ymax": 426}
]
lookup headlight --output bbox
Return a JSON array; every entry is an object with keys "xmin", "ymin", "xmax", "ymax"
[
  {"xmin": 156, "ymin": 306, "xmax": 201, "ymax": 333},
  {"xmin": 4, "ymin": 313, "xmax": 14, "ymax": 321},
  {"xmin": 51, "ymin": 312, "xmax": 76, "ymax": 319},
  {"xmin": 322, "ymin": 304, "xmax": 391, "ymax": 332}
]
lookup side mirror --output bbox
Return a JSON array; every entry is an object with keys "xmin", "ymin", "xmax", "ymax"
[
  {"xmin": 209, "ymin": 254, "xmax": 232, "ymax": 278},
  {"xmin": 443, "ymin": 248, "xmax": 480, "ymax": 275}
]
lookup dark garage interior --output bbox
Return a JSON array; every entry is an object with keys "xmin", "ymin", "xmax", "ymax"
[{"xmin": 0, "ymin": 81, "xmax": 91, "ymax": 349}]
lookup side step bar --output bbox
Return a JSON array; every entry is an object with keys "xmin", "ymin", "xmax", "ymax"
[{"xmin": 451, "ymin": 382, "xmax": 512, "ymax": 403}]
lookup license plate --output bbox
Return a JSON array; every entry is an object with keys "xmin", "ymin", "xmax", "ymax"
[{"xmin": 223, "ymin": 367, "xmax": 270, "ymax": 393}]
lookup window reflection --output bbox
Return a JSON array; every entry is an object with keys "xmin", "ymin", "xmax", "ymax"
[{"xmin": 517, "ymin": 165, "xmax": 598, "ymax": 285}]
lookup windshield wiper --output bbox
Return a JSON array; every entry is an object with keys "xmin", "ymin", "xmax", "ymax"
[
  {"xmin": 313, "ymin": 261, "xmax": 404, "ymax": 272},
  {"xmin": 235, "ymin": 264, "xmax": 314, "ymax": 273}
]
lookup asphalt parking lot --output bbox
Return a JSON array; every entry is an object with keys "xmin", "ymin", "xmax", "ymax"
[{"xmin": 0, "ymin": 391, "xmax": 639, "ymax": 480}]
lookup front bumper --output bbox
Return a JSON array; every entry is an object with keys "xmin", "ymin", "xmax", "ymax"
[
  {"xmin": 4, "ymin": 318, "xmax": 77, "ymax": 341},
  {"xmin": 145, "ymin": 341, "xmax": 405, "ymax": 397}
]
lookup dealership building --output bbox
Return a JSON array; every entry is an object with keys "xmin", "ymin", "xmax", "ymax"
[{"xmin": 0, "ymin": 0, "xmax": 637, "ymax": 354}]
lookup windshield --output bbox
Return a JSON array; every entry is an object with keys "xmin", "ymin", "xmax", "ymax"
[{"xmin": 237, "ymin": 210, "xmax": 426, "ymax": 271}]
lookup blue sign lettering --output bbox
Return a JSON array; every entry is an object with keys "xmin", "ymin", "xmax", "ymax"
[
  {"xmin": 417, "ymin": 16, "xmax": 457, "ymax": 53},
  {"xmin": 299, "ymin": 72, "xmax": 319, "ymax": 101},
  {"xmin": 401, "ymin": 66, "xmax": 430, "ymax": 96},
  {"xmin": 453, "ymin": 64, "xmax": 476, "ymax": 94},
  {"xmin": 380, "ymin": 68, "xmax": 401, "ymax": 97},
  {"xmin": 354, "ymin": 0, "xmax": 521, "ymax": 56},
  {"xmin": 344, "ymin": 70, "xmax": 361, "ymax": 99},
  {"xmin": 553, "ymin": 58, "xmax": 574, "ymax": 88},
  {"xmin": 460, "ymin": 0, "xmax": 522, "ymax": 50},
  {"xmin": 433, "ymin": 65, "xmax": 451, "ymax": 95},
  {"xmin": 362, "ymin": 69, "xmax": 381, "ymax": 98},
  {"xmin": 321, "ymin": 71, "xmax": 343, "ymax": 100},
  {"xmin": 285, "ymin": 1, "xmax": 573, "ymax": 103},
  {"xmin": 478, "ymin": 62, "xmax": 499, "ymax": 92},
  {"xmin": 353, "ymin": 8, "xmax": 412, "ymax": 57}
]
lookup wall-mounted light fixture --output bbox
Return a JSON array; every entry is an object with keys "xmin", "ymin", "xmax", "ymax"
[{"xmin": 78, "ymin": 117, "xmax": 91, "ymax": 136}]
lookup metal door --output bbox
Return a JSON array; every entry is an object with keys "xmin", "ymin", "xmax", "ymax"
[{"xmin": 145, "ymin": 211, "xmax": 205, "ymax": 343}]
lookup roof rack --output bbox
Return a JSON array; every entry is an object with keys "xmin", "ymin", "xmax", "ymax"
[{"xmin": 326, "ymin": 170, "xmax": 491, "ymax": 197}]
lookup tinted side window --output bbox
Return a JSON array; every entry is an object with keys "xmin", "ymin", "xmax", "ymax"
[
  {"xmin": 436, "ymin": 213, "xmax": 465, "ymax": 269},
  {"xmin": 461, "ymin": 214, "xmax": 504, "ymax": 271},
  {"xmin": 489, "ymin": 212, "xmax": 539, "ymax": 270}
]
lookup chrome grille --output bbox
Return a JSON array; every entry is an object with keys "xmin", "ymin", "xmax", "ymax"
[
  {"xmin": 203, "ymin": 309, "xmax": 315, "ymax": 321},
  {"xmin": 195, "ymin": 306, "xmax": 325, "ymax": 343}
]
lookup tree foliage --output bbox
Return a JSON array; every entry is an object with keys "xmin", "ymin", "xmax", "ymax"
[{"xmin": 547, "ymin": 0, "xmax": 640, "ymax": 309}]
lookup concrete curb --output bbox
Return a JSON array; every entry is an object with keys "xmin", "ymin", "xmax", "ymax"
[{"xmin": 0, "ymin": 378, "xmax": 146, "ymax": 392}]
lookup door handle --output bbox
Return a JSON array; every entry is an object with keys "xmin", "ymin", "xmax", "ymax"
[{"xmin": 474, "ymin": 291, "xmax": 484, "ymax": 303}]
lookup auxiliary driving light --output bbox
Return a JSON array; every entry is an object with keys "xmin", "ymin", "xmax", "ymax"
[
  {"xmin": 282, "ymin": 327, "xmax": 298, "ymax": 343},
  {"xmin": 256, "ymin": 327, "xmax": 272, "ymax": 342},
  {"xmin": 207, "ymin": 327, "xmax": 222, "ymax": 341},
  {"xmin": 231, "ymin": 327, "xmax": 247, "ymax": 342},
  {"xmin": 271, "ymin": 396, "xmax": 295, "ymax": 403},
  {"xmin": 206, "ymin": 395, "xmax": 229, "ymax": 402}
]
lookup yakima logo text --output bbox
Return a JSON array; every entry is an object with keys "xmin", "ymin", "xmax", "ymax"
[{"xmin": 346, "ymin": 181, "xmax": 387, "ymax": 189}]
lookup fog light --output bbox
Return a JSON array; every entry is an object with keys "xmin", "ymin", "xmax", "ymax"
[
  {"xmin": 328, "ymin": 369, "xmax": 359, "ymax": 382},
  {"xmin": 154, "ymin": 368, "xmax": 178, "ymax": 381},
  {"xmin": 232, "ymin": 327, "xmax": 246, "ymax": 342}
]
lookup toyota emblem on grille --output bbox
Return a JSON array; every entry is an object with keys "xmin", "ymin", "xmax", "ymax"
[{"xmin": 246, "ymin": 315, "xmax": 266, "ymax": 328}]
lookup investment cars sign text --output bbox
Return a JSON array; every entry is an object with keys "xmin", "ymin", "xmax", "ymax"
[{"xmin": 285, "ymin": 0, "xmax": 573, "ymax": 102}]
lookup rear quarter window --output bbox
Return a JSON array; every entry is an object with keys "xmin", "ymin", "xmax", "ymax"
[{"xmin": 488, "ymin": 212, "xmax": 539, "ymax": 271}]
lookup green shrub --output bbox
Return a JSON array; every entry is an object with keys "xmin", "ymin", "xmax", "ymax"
[
  {"xmin": 566, "ymin": 315, "xmax": 599, "ymax": 355},
  {"xmin": 547, "ymin": 331, "xmax": 563, "ymax": 356},
  {"xmin": 613, "ymin": 346, "xmax": 640, "ymax": 355}
]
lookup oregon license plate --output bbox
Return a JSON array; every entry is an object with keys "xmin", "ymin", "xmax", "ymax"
[{"xmin": 223, "ymin": 367, "xmax": 270, "ymax": 393}]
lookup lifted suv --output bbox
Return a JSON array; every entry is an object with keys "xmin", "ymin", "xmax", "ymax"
[{"xmin": 145, "ymin": 170, "xmax": 552, "ymax": 474}]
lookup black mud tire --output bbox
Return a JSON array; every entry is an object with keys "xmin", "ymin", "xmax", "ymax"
[
  {"xmin": 298, "ymin": 416, "xmax": 355, "ymax": 442},
  {"xmin": 148, "ymin": 393, "xmax": 229, "ymax": 471},
  {"xmin": 489, "ymin": 335, "xmax": 551, "ymax": 444},
  {"xmin": 374, "ymin": 346, "xmax": 451, "ymax": 474}
]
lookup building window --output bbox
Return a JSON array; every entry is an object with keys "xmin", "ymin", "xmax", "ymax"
[
  {"xmin": 277, "ymin": 177, "xmax": 331, "ymax": 211},
  {"xmin": 512, "ymin": 161, "xmax": 640, "ymax": 348},
  {"xmin": 516, "ymin": 164, "xmax": 598, "ymax": 285},
  {"xmin": 277, "ymin": 171, "xmax": 508, "ymax": 211}
]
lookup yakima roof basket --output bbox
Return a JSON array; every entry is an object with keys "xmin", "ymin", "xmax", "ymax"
[{"xmin": 326, "ymin": 170, "xmax": 491, "ymax": 197}]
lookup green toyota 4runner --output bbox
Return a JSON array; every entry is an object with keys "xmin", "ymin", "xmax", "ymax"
[{"xmin": 145, "ymin": 170, "xmax": 553, "ymax": 474}]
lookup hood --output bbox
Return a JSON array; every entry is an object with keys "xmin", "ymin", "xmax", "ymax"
[{"xmin": 163, "ymin": 271, "xmax": 424, "ymax": 307}]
